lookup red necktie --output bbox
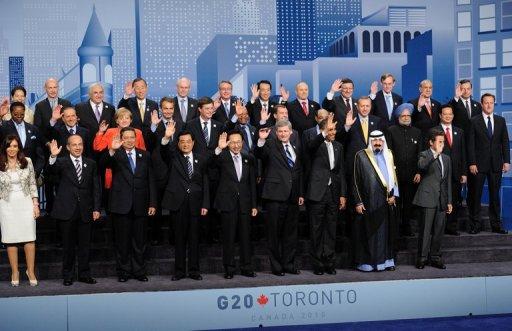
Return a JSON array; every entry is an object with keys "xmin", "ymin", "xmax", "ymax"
[
  {"xmin": 445, "ymin": 127, "xmax": 452, "ymax": 147},
  {"xmin": 301, "ymin": 101, "xmax": 309, "ymax": 116},
  {"xmin": 345, "ymin": 98, "xmax": 351, "ymax": 112},
  {"xmin": 425, "ymin": 99, "xmax": 432, "ymax": 117}
]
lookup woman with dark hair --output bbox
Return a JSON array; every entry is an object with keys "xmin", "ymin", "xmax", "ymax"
[
  {"xmin": 0, "ymin": 86, "xmax": 35, "ymax": 124},
  {"xmin": 0, "ymin": 134, "xmax": 39, "ymax": 286}
]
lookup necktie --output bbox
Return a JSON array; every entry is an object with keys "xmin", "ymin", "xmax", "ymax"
[
  {"xmin": 326, "ymin": 141, "xmax": 335, "ymax": 185},
  {"xmin": 69, "ymin": 128, "xmax": 74, "ymax": 135},
  {"xmin": 345, "ymin": 98, "xmax": 351, "ymax": 112},
  {"xmin": 138, "ymin": 102, "xmax": 145, "ymax": 122},
  {"xmin": 445, "ymin": 127, "xmax": 452, "ymax": 147},
  {"xmin": 361, "ymin": 118, "xmax": 368, "ymax": 142},
  {"xmin": 75, "ymin": 158, "xmax": 82, "ymax": 182},
  {"xmin": 425, "ymin": 99, "xmax": 432, "ymax": 117},
  {"xmin": 95, "ymin": 104, "xmax": 101, "ymax": 122},
  {"xmin": 233, "ymin": 154, "xmax": 241, "ymax": 181},
  {"xmin": 240, "ymin": 125, "xmax": 251, "ymax": 150},
  {"xmin": 385, "ymin": 94, "xmax": 393, "ymax": 119},
  {"xmin": 465, "ymin": 100, "xmax": 471, "ymax": 118},
  {"xmin": 127, "ymin": 152, "xmax": 136, "ymax": 173},
  {"xmin": 301, "ymin": 101, "xmax": 309, "ymax": 116},
  {"xmin": 224, "ymin": 102, "xmax": 230, "ymax": 117},
  {"xmin": 185, "ymin": 155, "xmax": 193, "ymax": 178},
  {"xmin": 180, "ymin": 99, "xmax": 187, "ymax": 121},
  {"xmin": 16, "ymin": 123, "xmax": 26, "ymax": 147},
  {"xmin": 50, "ymin": 99, "xmax": 56, "ymax": 110},
  {"xmin": 262, "ymin": 103, "xmax": 267, "ymax": 113},
  {"xmin": 438, "ymin": 155, "xmax": 444, "ymax": 177},
  {"xmin": 487, "ymin": 116, "xmax": 493, "ymax": 138},
  {"xmin": 202, "ymin": 121, "xmax": 209, "ymax": 144},
  {"xmin": 285, "ymin": 144, "xmax": 295, "ymax": 168}
]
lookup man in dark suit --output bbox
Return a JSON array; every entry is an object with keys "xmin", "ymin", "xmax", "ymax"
[
  {"xmin": 410, "ymin": 79, "xmax": 442, "ymax": 138},
  {"xmin": 302, "ymin": 109, "xmax": 330, "ymax": 178},
  {"xmin": 258, "ymin": 104, "xmax": 301, "ymax": 148},
  {"xmin": 467, "ymin": 93, "xmax": 510, "ymax": 234},
  {"xmin": 117, "ymin": 78, "xmax": 159, "ymax": 131},
  {"xmin": 413, "ymin": 128, "xmax": 452, "ymax": 270},
  {"xmin": 435, "ymin": 105, "xmax": 467, "ymax": 236},
  {"xmin": 322, "ymin": 78, "xmax": 358, "ymax": 125},
  {"xmin": 48, "ymin": 136, "xmax": 101, "ymax": 286},
  {"xmin": 284, "ymin": 82, "xmax": 321, "ymax": 136},
  {"xmin": 369, "ymin": 73, "xmax": 403, "ymax": 127},
  {"xmin": 75, "ymin": 82, "xmax": 116, "ymax": 136},
  {"xmin": 247, "ymin": 80, "xmax": 282, "ymax": 126},
  {"xmin": 34, "ymin": 77, "xmax": 72, "ymax": 139},
  {"xmin": 105, "ymin": 127, "xmax": 157, "ymax": 282},
  {"xmin": 306, "ymin": 114, "xmax": 347, "ymax": 275},
  {"xmin": 173, "ymin": 77, "xmax": 198, "ymax": 125},
  {"xmin": 213, "ymin": 80, "xmax": 238, "ymax": 125},
  {"xmin": 225, "ymin": 104, "xmax": 257, "ymax": 154},
  {"xmin": 255, "ymin": 119, "xmax": 304, "ymax": 276},
  {"xmin": 214, "ymin": 131, "xmax": 258, "ymax": 279},
  {"xmin": 0, "ymin": 102, "xmax": 45, "ymax": 177},
  {"xmin": 450, "ymin": 79, "xmax": 482, "ymax": 135},
  {"xmin": 160, "ymin": 128, "xmax": 209, "ymax": 281},
  {"xmin": 48, "ymin": 106, "xmax": 92, "ymax": 158}
]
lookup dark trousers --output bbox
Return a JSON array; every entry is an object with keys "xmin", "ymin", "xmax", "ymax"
[
  {"xmin": 446, "ymin": 180, "xmax": 462, "ymax": 232},
  {"xmin": 265, "ymin": 199, "xmax": 299, "ymax": 273},
  {"xmin": 59, "ymin": 207, "xmax": 92, "ymax": 280},
  {"xmin": 112, "ymin": 210, "xmax": 147, "ymax": 277},
  {"xmin": 468, "ymin": 171, "xmax": 503, "ymax": 231},
  {"xmin": 149, "ymin": 180, "xmax": 169, "ymax": 243},
  {"xmin": 417, "ymin": 205, "xmax": 446, "ymax": 263},
  {"xmin": 172, "ymin": 198, "xmax": 200, "ymax": 277},
  {"xmin": 308, "ymin": 187, "xmax": 338, "ymax": 271},
  {"xmin": 221, "ymin": 207, "xmax": 253, "ymax": 273},
  {"xmin": 398, "ymin": 180, "xmax": 418, "ymax": 234}
]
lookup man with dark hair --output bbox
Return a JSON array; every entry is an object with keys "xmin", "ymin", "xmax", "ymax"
[
  {"xmin": 322, "ymin": 78, "xmax": 358, "ymax": 125},
  {"xmin": 450, "ymin": 79, "xmax": 482, "ymax": 134},
  {"xmin": 48, "ymin": 106, "xmax": 92, "ymax": 158},
  {"xmin": 118, "ymin": 78, "xmax": 159, "ymax": 130},
  {"xmin": 369, "ymin": 73, "xmax": 403, "ymax": 127},
  {"xmin": 413, "ymin": 128, "xmax": 452, "ymax": 269},
  {"xmin": 247, "ymin": 80, "xmax": 282, "ymax": 126},
  {"xmin": 160, "ymin": 128, "xmax": 209, "ymax": 281},
  {"xmin": 467, "ymin": 93, "xmax": 510, "ymax": 234}
]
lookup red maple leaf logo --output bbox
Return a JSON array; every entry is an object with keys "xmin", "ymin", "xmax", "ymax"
[{"xmin": 257, "ymin": 294, "xmax": 268, "ymax": 306}]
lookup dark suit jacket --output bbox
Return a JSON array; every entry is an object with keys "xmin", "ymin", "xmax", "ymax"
[
  {"xmin": 247, "ymin": 99, "xmax": 281, "ymax": 127},
  {"xmin": 213, "ymin": 150, "xmax": 257, "ymax": 213},
  {"xmin": 305, "ymin": 133, "xmax": 347, "ymax": 202},
  {"xmin": 467, "ymin": 114, "xmax": 510, "ymax": 173},
  {"xmin": 409, "ymin": 97, "xmax": 442, "ymax": 136},
  {"xmin": 34, "ymin": 97, "xmax": 73, "ymax": 139},
  {"xmin": 413, "ymin": 149, "xmax": 452, "ymax": 210},
  {"xmin": 449, "ymin": 97, "xmax": 482, "ymax": 135},
  {"xmin": 117, "ymin": 97, "xmax": 159, "ymax": 130},
  {"xmin": 302, "ymin": 125, "xmax": 320, "ymax": 178},
  {"xmin": 184, "ymin": 117, "xmax": 224, "ymax": 158},
  {"xmin": 75, "ymin": 100, "xmax": 116, "ymax": 135},
  {"xmin": 255, "ymin": 137, "xmax": 303, "ymax": 202},
  {"xmin": 225, "ymin": 120, "xmax": 257, "ymax": 154},
  {"xmin": 371, "ymin": 91, "xmax": 403, "ymax": 127},
  {"xmin": 286, "ymin": 99, "xmax": 321, "ymax": 135},
  {"xmin": 322, "ymin": 95, "xmax": 358, "ymax": 125},
  {"xmin": 149, "ymin": 120, "xmax": 183, "ymax": 186},
  {"xmin": 49, "ymin": 156, "xmax": 101, "ymax": 222},
  {"xmin": 385, "ymin": 124, "xmax": 422, "ymax": 183},
  {"xmin": 160, "ymin": 145, "xmax": 210, "ymax": 215},
  {"xmin": 173, "ymin": 96, "xmax": 198, "ymax": 124},
  {"xmin": 434, "ymin": 125, "xmax": 467, "ymax": 181},
  {"xmin": 213, "ymin": 97, "xmax": 238, "ymax": 125},
  {"xmin": 48, "ymin": 123, "xmax": 92, "ymax": 158},
  {"xmin": 0, "ymin": 120, "xmax": 45, "ymax": 176},
  {"xmin": 104, "ymin": 148, "xmax": 157, "ymax": 216}
]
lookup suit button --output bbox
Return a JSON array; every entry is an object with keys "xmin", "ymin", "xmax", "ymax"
[{"xmin": 186, "ymin": 188, "xmax": 190, "ymax": 193}]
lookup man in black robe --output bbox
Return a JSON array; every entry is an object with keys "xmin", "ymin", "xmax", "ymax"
[{"xmin": 352, "ymin": 130, "xmax": 399, "ymax": 272}]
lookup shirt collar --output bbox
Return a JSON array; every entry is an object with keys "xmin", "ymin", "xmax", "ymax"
[
  {"xmin": 90, "ymin": 100, "xmax": 103, "ymax": 108},
  {"xmin": 229, "ymin": 151, "xmax": 240, "ymax": 158},
  {"xmin": 70, "ymin": 155, "xmax": 82, "ymax": 163}
]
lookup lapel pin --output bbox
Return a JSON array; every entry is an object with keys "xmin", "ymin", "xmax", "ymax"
[
  {"xmin": 105, "ymin": 105, "xmax": 108, "ymax": 109},
  {"xmin": 244, "ymin": 159, "xmax": 248, "ymax": 163},
  {"xmin": 83, "ymin": 163, "xmax": 87, "ymax": 168},
  {"xmin": 414, "ymin": 140, "xmax": 417, "ymax": 144},
  {"xmin": 370, "ymin": 122, "xmax": 374, "ymax": 125},
  {"xmin": 474, "ymin": 103, "xmax": 477, "ymax": 107},
  {"xmin": 310, "ymin": 104, "xmax": 314, "ymax": 108},
  {"xmin": 191, "ymin": 104, "xmax": 195, "ymax": 108},
  {"xmin": 231, "ymin": 103, "xmax": 235, "ymax": 106},
  {"xmin": 138, "ymin": 153, "xmax": 142, "ymax": 157},
  {"xmin": 394, "ymin": 102, "xmax": 397, "ymax": 105},
  {"xmin": 194, "ymin": 159, "xmax": 198, "ymax": 163},
  {"xmin": 213, "ymin": 124, "xmax": 217, "ymax": 128},
  {"xmin": 28, "ymin": 130, "xmax": 31, "ymax": 134},
  {"xmin": 454, "ymin": 131, "xmax": 457, "ymax": 135}
]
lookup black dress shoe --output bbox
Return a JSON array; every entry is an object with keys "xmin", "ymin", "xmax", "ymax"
[
  {"xmin": 325, "ymin": 268, "xmax": 337, "ymax": 275},
  {"xmin": 492, "ymin": 228, "xmax": 508, "ymax": 234},
  {"xmin": 313, "ymin": 270, "xmax": 324, "ymax": 275},
  {"xmin": 272, "ymin": 271, "xmax": 285, "ymax": 276},
  {"xmin": 118, "ymin": 276, "xmax": 129, "ymax": 282},
  {"xmin": 445, "ymin": 229, "xmax": 460, "ymax": 236},
  {"xmin": 136, "ymin": 275, "xmax": 149, "ymax": 282},
  {"xmin": 63, "ymin": 279, "xmax": 73, "ymax": 286},
  {"xmin": 189, "ymin": 273, "xmax": 203, "ymax": 280},
  {"xmin": 285, "ymin": 268, "xmax": 301, "ymax": 275},
  {"xmin": 468, "ymin": 229, "xmax": 481, "ymax": 234},
  {"xmin": 224, "ymin": 272, "xmax": 234, "ymax": 279},
  {"xmin": 416, "ymin": 261, "xmax": 425, "ymax": 269},
  {"xmin": 430, "ymin": 261, "xmax": 446, "ymax": 269},
  {"xmin": 385, "ymin": 266, "xmax": 396, "ymax": 271},
  {"xmin": 78, "ymin": 277, "xmax": 97, "ymax": 284},
  {"xmin": 240, "ymin": 270, "xmax": 256, "ymax": 278},
  {"xmin": 172, "ymin": 274, "xmax": 185, "ymax": 281}
]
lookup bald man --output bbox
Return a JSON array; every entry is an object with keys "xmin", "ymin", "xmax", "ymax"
[
  {"xmin": 34, "ymin": 78, "xmax": 72, "ymax": 139},
  {"xmin": 285, "ymin": 82, "xmax": 321, "ymax": 135}
]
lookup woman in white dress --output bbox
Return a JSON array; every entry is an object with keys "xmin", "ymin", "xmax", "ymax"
[{"xmin": 0, "ymin": 135, "xmax": 40, "ymax": 286}]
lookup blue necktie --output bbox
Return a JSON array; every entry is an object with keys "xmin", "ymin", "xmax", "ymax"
[
  {"xmin": 185, "ymin": 155, "xmax": 193, "ymax": 178},
  {"xmin": 202, "ymin": 121, "xmax": 209, "ymax": 144},
  {"xmin": 487, "ymin": 116, "xmax": 493, "ymax": 139},
  {"xmin": 127, "ymin": 152, "xmax": 136, "ymax": 173},
  {"xmin": 240, "ymin": 125, "xmax": 252, "ymax": 150},
  {"xmin": 285, "ymin": 144, "xmax": 295, "ymax": 168},
  {"xmin": 385, "ymin": 94, "xmax": 393, "ymax": 119}
]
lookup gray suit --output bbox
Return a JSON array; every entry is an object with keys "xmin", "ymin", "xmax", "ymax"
[{"xmin": 413, "ymin": 149, "xmax": 452, "ymax": 263}]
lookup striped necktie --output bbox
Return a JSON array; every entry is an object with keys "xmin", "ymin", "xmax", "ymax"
[
  {"xmin": 74, "ymin": 158, "xmax": 82, "ymax": 182},
  {"xmin": 285, "ymin": 144, "xmax": 295, "ymax": 168}
]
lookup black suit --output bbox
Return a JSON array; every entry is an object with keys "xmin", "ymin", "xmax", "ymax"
[
  {"xmin": 117, "ymin": 97, "xmax": 159, "ymax": 130},
  {"xmin": 214, "ymin": 150, "xmax": 257, "ymax": 273},
  {"xmin": 49, "ymin": 156, "xmax": 101, "ymax": 280},
  {"xmin": 322, "ymin": 95, "xmax": 358, "ymax": 125},
  {"xmin": 225, "ymin": 120, "xmax": 257, "ymax": 154},
  {"xmin": 160, "ymin": 144, "xmax": 209, "ymax": 278},
  {"xmin": 410, "ymin": 97, "xmax": 441, "ymax": 137},
  {"xmin": 255, "ymin": 137, "xmax": 303, "ymax": 273},
  {"xmin": 48, "ymin": 123, "xmax": 92, "ymax": 158},
  {"xmin": 467, "ymin": 114, "xmax": 510, "ymax": 231},
  {"xmin": 34, "ymin": 97, "xmax": 73, "ymax": 139},
  {"xmin": 104, "ymin": 148, "xmax": 157, "ymax": 278},
  {"xmin": 75, "ymin": 100, "xmax": 116, "ymax": 136},
  {"xmin": 306, "ymin": 133, "xmax": 346, "ymax": 271},
  {"xmin": 247, "ymin": 99, "xmax": 280, "ymax": 127},
  {"xmin": 435, "ymin": 125, "xmax": 466, "ymax": 233},
  {"xmin": 371, "ymin": 91, "xmax": 403, "ymax": 127},
  {"xmin": 286, "ymin": 99, "xmax": 321, "ymax": 135},
  {"xmin": 302, "ymin": 125, "xmax": 320, "ymax": 179},
  {"xmin": 173, "ymin": 96, "xmax": 198, "ymax": 125},
  {"xmin": 213, "ymin": 97, "xmax": 237, "ymax": 125},
  {"xmin": 450, "ymin": 97, "xmax": 482, "ymax": 135}
]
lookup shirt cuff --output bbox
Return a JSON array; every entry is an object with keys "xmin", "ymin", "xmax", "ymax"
[
  {"xmin": 214, "ymin": 147, "xmax": 222, "ymax": 155},
  {"xmin": 369, "ymin": 93, "xmax": 376, "ymax": 100},
  {"xmin": 49, "ymin": 119, "xmax": 57, "ymax": 127},
  {"xmin": 48, "ymin": 156, "xmax": 57, "ymax": 165},
  {"xmin": 257, "ymin": 139, "xmax": 266, "ymax": 147},
  {"xmin": 161, "ymin": 137, "xmax": 170, "ymax": 145},
  {"xmin": 326, "ymin": 92, "xmax": 334, "ymax": 100}
]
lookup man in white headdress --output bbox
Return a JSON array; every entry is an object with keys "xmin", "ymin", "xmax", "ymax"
[{"xmin": 352, "ymin": 130, "xmax": 400, "ymax": 272}]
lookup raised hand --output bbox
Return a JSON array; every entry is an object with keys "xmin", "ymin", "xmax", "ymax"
[
  {"xmin": 150, "ymin": 110, "xmax": 161, "ymax": 126},
  {"xmin": 279, "ymin": 85, "xmax": 289, "ymax": 101},
  {"xmin": 213, "ymin": 97, "xmax": 221, "ymax": 111},
  {"xmin": 250, "ymin": 83, "xmax": 259, "ymax": 101},
  {"xmin": 345, "ymin": 109, "xmax": 356, "ymax": 127},
  {"xmin": 164, "ymin": 120, "xmax": 176, "ymax": 139},
  {"xmin": 98, "ymin": 120, "xmax": 109, "ymax": 133},
  {"xmin": 260, "ymin": 105, "xmax": 270, "ymax": 123},
  {"xmin": 370, "ymin": 81, "xmax": 378, "ymax": 95},
  {"xmin": 0, "ymin": 98, "xmax": 9, "ymax": 118},
  {"xmin": 455, "ymin": 83, "xmax": 462, "ymax": 99},
  {"xmin": 124, "ymin": 81, "xmax": 134, "ymax": 96},
  {"xmin": 51, "ymin": 104, "xmax": 63, "ymax": 121},
  {"xmin": 111, "ymin": 135, "xmax": 122, "ymax": 150},
  {"xmin": 418, "ymin": 94, "xmax": 426, "ymax": 108},
  {"xmin": 48, "ymin": 139, "xmax": 62, "ymax": 157},
  {"xmin": 218, "ymin": 132, "xmax": 228, "ymax": 150},
  {"xmin": 258, "ymin": 127, "xmax": 271, "ymax": 140},
  {"xmin": 330, "ymin": 79, "xmax": 342, "ymax": 93},
  {"xmin": 235, "ymin": 99, "xmax": 244, "ymax": 117}
]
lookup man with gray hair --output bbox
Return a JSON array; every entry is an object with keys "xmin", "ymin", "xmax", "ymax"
[
  {"xmin": 255, "ymin": 119, "xmax": 304, "ymax": 276},
  {"xmin": 409, "ymin": 79, "xmax": 442, "ymax": 138},
  {"xmin": 75, "ymin": 82, "xmax": 116, "ymax": 136},
  {"xmin": 173, "ymin": 77, "xmax": 198, "ymax": 124}
]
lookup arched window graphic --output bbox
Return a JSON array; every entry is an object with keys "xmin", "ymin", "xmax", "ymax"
[
  {"xmin": 104, "ymin": 65, "xmax": 113, "ymax": 84},
  {"xmin": 343, "ymin": 36, "xmax": 349, "ymax": 54},
  {"xmin": 414, "ymin": 31, "xmax": 421, "ymax": 38},
  {"xmin": 393, "ymin": 31, "xmax": 401, "ymax": 52},
  {"xmin": 383, "ymin": 31, "xmax": 391, "ymax": 53},
  {"xmin": 373, "ymin": 31, "xmax": 381, "ymax": 52},
  {"xmin": 349, "ymin": 32, "xmax": 355, "ymax": 53},
  {"xmin": 363, "ymin": 30, "xmax": 370, "ymax": 52},
  {"xmin": 82, "ymin": 63, "xmax": 96, "ymax": 83},
  {"xmin": 404, "ymin": 31, "xmax": 412, "ymax": 52},
  {"xmin": 339, "ymin": 40, "xmax": 343, "ymax": 55}
]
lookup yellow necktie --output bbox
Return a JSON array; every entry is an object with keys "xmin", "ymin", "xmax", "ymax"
[
  {"xmin": 139, "ymin": 102, "xmax": 145, "ymax": 121},
  {"xmin": 361, "ymin": 118, "xmax": 368, "ymax": 142}
]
